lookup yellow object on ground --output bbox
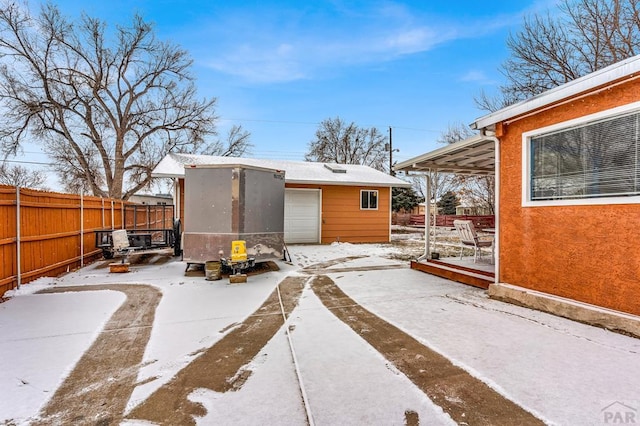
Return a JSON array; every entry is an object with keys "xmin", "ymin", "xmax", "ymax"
[{"xmin": 231, "ymin": 240, "xmax": 247, "ymax": 262}]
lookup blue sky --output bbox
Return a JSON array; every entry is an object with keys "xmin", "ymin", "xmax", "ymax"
[{"xmin": 18, "ymin": 0, "xmax": 558, "ymax": 186}]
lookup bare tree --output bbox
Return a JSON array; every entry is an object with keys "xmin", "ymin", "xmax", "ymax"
[
  {"xmin": 456, "ymin": 176, "xmax": 496, "ymax": 215},
  {"xmin": 0, "ymin": 3, "xmax": 218, "ymax": 199},
  {"xmin": 399, "ymin": 123, "xmax": 471, "ymax": 220},
  {"xmin": 0, "ymin": 162, "xmax": 48, "ymax": 189},
  {"xmin": 477, "ymin": 0, "xmax": 640, "ymax": 111},
  {"xmin": 437, "ymin": 122, "xmax": 495, "ymax": 214},
  {"xmin": 305, "ymin": 117, "xmax": 388, "ymax": 171},
  {"xmin": 432, "ymin": 172, "xmax": 458, "ymax": 203},
  {"xmin": 421, "ymin": 122, "xmax": 475, "ymax": 203},
  {"xmin": 198, "ymin": 124, "xmax": 252, "ymax": 157},
  {"xmin": 436, "ymin": 121, "xmax": 476, "ymax": 145}
]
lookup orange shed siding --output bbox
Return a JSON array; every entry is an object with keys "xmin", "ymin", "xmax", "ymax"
[
  {"xmin": 287, "ymin": 184, "xmax": 391, "ymax": 243},
  {"xmin": 499, "ymin": 77, "xmax": 640, "ymax": 316}
]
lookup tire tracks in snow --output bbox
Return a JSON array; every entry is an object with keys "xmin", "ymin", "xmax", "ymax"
[
  {"xmin": 32, "ymin": 284, "xmax": 161, "ymax": 426},
  {"xmin": 126, "ymin": 276, "xmax": 307, "ymax": 425},
  {"xmin": 309, "ymin": 272, "xmax": 545, "ymax": 425},
  {"xmin": 27, "ymin": 255, "xmax": 547, "ymax": 425}
]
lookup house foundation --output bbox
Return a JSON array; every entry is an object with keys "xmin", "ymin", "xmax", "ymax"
[{"xmin": 489, "ymin": 283, "xmax": 640, "ymax": 339}]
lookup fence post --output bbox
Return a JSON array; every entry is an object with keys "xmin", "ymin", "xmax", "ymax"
[
  {"xmin": 80, "ymin": 191, "xmax": 84, "ymax": 268},
  {"xmin": 101, "ymin": 197, "xmax": 105, "ymax": 229},
  {"xmin": 111, "ymin": 199, "xmax": 115, "ymax": 230},
  {"xmin": 121, "ymin": 202, "xmax": 124, "ymax": 229},
  {"xmin": 15, "ymin": 186, "xmax": 21, "ymax": 289},
  {"xmin": 133, "ymin": 204, "xmax": 138, "ymax": 230}
]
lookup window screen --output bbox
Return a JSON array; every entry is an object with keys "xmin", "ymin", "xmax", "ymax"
[{"xmin": 530, "ymin": 112, "xmax": 640, "ymax": 201}]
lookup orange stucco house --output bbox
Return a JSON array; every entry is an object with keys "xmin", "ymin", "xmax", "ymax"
[
  {"xmin": 397, "ymin": 55, "xmax": 640, "ymax": 334},
  {"xmin": 152, "ymin": 153, "xmax": 410, "ymax": 245}
]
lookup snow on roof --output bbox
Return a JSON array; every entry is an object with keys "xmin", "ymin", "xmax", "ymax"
[
  {"xmin": 152, "ymin": 153, "xmax": 411, "ymax": 187},
  {"xmin": 472, "ymin": 54, "xmax": 640, "ymax": 130}
]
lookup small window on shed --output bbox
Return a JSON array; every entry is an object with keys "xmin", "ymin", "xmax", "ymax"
[{"xmin": 361, "ymin": 190, "xmax": 378, "ymax": 210}]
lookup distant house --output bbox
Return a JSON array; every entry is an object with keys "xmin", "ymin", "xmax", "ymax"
[
  {"xmin": 397, "ymin": 55, "xmax": 640, "ymax": 334},
  {"xmin": 128, "ymin": 193, "xmax": 173, "ymax": 205},
  {"xmin": 152, "ymin": 154, "xmax": 410, "ymax": 244},
  {"xmin": 455, "ymin": 197, "xmax": 492, "ymax": 216},
  {"xmin": 411, "ymin": 202, "xmax": 439, "ymax": 216},
  {"xmin": 455, "ymin": 205, "xmax": 491, "ymax": 216}
]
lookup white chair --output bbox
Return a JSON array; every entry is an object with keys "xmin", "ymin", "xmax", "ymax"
[{"xmin": 453, "ymin": 220, "xmax": 494, "ymax": 263}]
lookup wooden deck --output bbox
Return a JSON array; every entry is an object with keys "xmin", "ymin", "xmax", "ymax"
[{"xmin": 411, "ymin": 257, "xmax": 495, "ymax": 289}]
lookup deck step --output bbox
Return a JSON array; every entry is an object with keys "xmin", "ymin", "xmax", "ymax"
[
  {"xmin": 410, "ymin": 260, "xmax": 494, "ymax": 289},
  {"xmin": 427, "ymin": 258, "xmax": 495, "ymax": 278}
]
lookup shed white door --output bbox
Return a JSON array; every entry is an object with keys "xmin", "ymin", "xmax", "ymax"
[{"xmin": 284, "ymin": 189, "xmax": 320, "ymax": 243}]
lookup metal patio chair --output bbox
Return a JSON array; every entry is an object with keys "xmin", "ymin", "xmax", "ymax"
[{"xmin": 453, "ymin": 219, "xmax": 494, "ymax": 263}]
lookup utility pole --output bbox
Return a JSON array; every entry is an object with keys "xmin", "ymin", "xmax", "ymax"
[
  {"xmin": 386, "ymin": 126, "xmax": 398, "ymax": 176},
  {"xmin": 389, "ymin": 126, "xmax": 393, "ymax": 175}
]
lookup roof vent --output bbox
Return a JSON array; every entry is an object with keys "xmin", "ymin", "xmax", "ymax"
[{"xmin": 324, "ymin": 164, "xmax": 347, "ymax": 173}]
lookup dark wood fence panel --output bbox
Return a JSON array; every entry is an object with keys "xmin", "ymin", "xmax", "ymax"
[
  {"xmin": 435, "ymin": 215, "xmax": 495, "ymax": 228},
  {"xmin": 0, "ymin": 186, "xmax": 164, "ymax": 298},
  {"xmin": 411, "ymin": 215, "xmax": 426, "ymax": 226},
  {"xmin": 119, "ymin": 204, "xmax": 174, "ymax": 231},
  {"xmin": 392, "ymin": 213, "xmax": 495, "ymax": 229}
]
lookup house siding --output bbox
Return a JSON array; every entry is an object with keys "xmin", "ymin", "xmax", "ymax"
[
  {"xmin": 499, "ymin": 77, "xmax": 640, "ymax": 316},
  {"xmin": 286, "ymin": 183, "xmax": 391, "ymax": 243}
]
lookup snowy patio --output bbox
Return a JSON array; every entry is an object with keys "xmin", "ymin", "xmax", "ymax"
[
  {"xmin": 392, "ymin": 225, "xmax": 496, "ymax": 288},
  {"xmin": 1, "ymin": 242, "xmax": 639, "ymax": 425}
]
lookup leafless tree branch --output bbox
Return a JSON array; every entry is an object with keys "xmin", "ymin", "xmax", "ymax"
[
  {"xmin": 305, "ymin": 117, "xmax": 389, "ymax": 171},
  {"xmin": 0, "ymin": 161, "xmax": 48, "ymax": 189},
  {"xmin": 0, "ymin": 2, "xmax": 219, "ymax": 198},
  {"xmin": 476, "ymin": 0, "xmax": 640, "ymax": 112}
]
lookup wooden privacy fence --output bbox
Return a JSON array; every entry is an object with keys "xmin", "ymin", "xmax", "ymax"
[
  {"xmin": 0, "ymin": 185, "xmax": 173, "ymax": 298},
  {"xmin": 393, "ymin": 213, "xmax": 495, "ymax": 229},
  {"xmin": 434, "ymin": 215, "xmax": 495, "ymax": 228}
]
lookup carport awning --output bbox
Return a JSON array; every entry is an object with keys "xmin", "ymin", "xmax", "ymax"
[{"xmin": 394, "ymin": 134, "xmax": 495, "ymax": 175}]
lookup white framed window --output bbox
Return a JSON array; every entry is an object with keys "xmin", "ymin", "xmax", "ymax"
[
  {"xmin": 360, "ymin": 190, "xmax": 378, "ymax": 210},
  {"xmin": 522, "ymin": 101, "xmax": 640, "ymax": 207}
]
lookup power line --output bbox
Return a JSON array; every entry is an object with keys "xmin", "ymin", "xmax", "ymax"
[
  {"xmin": 2, "ymin": 158, "xmax": 55, "ymax": 166},
  {"xmin": 3, "ymin": 153, "xmax": 309, "ymax": 167},
  {"xmin": 219, "ymin": 117, "xmax": 320, "ymax": 126},
  {"xmin": 219, "ymin": 116, "xmax": 443, "ymax": 134},
  {"xmin": 392, "ymin": 126, "xmax": 442, "ymax": 133},
  {"xmin": 5, "ymin": 121, "xmax": 441, "ymax": 166}
]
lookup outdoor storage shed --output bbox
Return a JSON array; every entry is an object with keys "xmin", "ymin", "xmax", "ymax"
[
  {"xmin": 152, "ymin": 153, "xmax": 411, "ymax": 244},
  {"xmin": 183, "ymin": 164, "xmax": 285, "ymax": 264}
]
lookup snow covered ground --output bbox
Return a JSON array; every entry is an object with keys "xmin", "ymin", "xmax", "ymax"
[{"xmin": 1, "ymin": 242, "xmax": 639, "ymax": 425}]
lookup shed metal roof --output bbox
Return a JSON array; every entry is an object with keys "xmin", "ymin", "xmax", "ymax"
[
  {"xmin": 152, "ymin": 153, "xmax": 411, "ymax": 187},
  {"xmin": 393, "ymin": 135, "xmax": 495, "ymax": 175}
]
